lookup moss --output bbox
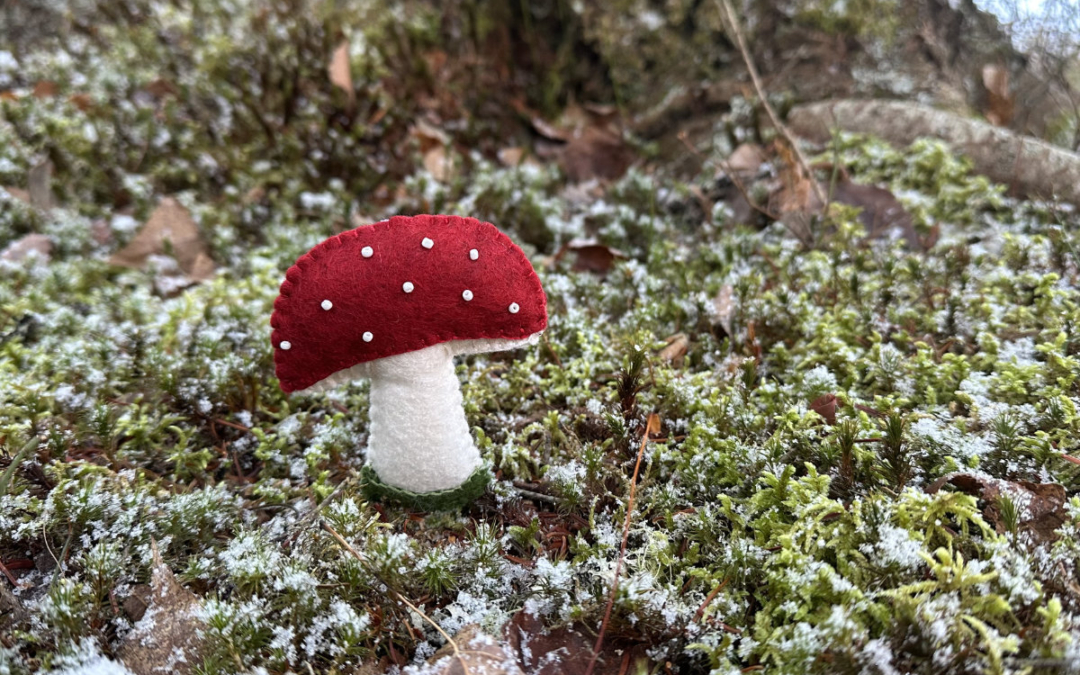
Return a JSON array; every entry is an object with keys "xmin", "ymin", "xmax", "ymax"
[{"xmin": 2, "ymin": 2, "xmax": 1080, "ymax": 674}]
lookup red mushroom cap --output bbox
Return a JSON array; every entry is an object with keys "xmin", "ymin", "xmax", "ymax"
[{"xmin": 271, "ymin": 214, "xmax": 548, "ymax": 392}]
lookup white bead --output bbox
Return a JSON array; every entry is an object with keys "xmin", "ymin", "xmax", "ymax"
[
  {"xmin": 361, "ymin": 246, "xmax": 373, "ymax": 258},
  {"xmin": 422, "ymin": 237, "xmax": 434, "ymax": 249},
  {"xmin": 462, "ymin": 290, "xmax": 473, "ymax": 301},
  {"xmin": 469, "ymin": 249, "xmax": 479, "ymax": 260},
  {"xmin": 508, "ymin": 303, "xmax": 520, "ymax": 314},
  {"xmin": 321, "ymin": 299, "xmax": 333, "ymax": 310},
  {"xmin": 362, "ymin": 332, "xmax": 373, "ymax": 342},
  {"xmin": 280, "ymin": 341, "xmax": 292, "ymax": 350},
  {"xmin": 403, "ymin": 281, "xmax": 414, "ymax": 293}
]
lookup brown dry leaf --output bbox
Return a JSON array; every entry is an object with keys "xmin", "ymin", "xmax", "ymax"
[
  {"xmin": 328, "ymin": 40, "xmax": 355, "ymax": 108},
  {"xmin": 498, "ymin": 146, "xmax": 525, "ymax": 167},
  {"xmin": 1, "ymin": 234, "xmax": 52, "ymax": 265},
  {"xmin": 503, "ymin": 611, "xmax": 650, "ymax": 675},
  {"xmin": 423, "ymin": 146, "xmax": 455, "ymax": 183},
  {"xmin": 32, "ymin": 81, "xmax": 57, "ymax": 98},
  {"xmin": 771, "ymin": 141, "xmax": 819, "ymax": 215},
  {"xmin": 116, "ymin": 542, "xmax": 205, "ymax": 675},
  {"xmin": 412, "ymin": 120, "xmax": 450, "ymax": 153},
  {"xmin": 242, "ymin": 185, "xmax": 266, "ymax": 205},
  {"xmin": 426, "ymin": 625, "xmax": 522, "ymax": 675},
  {"xmin": 513, "ymin": 98, "xmax": 634, "ymax": 182},
  {"xmin": 724, "ymin": 143, "xmax": 766, "ymax": 176},
  {"xmin": 550, "ymin": 238, "xmax": 626, "ymax": 274},
  {"xmin": 983, "ymin": 64, "xmax": 1014, "ymax": 127},
  {"xmin": 711, "ymin": 285, "xmax": 734, "ymax": 338},
  {"xmin": 68, "ymin": 93, "xmax": 93, "ymax": 111},
  {"xmin": 2, "ymin": 187, "xmax": 32, "ymax": 204},
  {"xmin": 0, "ymin": 91, "xmax": 18, "ymax": 102},
  {"xmin": 830, "ymin": 179, "xmax": 920, "ymax": 248},
  {"xmin": 926, "ymin": 473, "xmax": 1067, "ymax": 545},
  {"xmin": 659, "ymin": 333, "xmax": 690, "ymax": 366},
  {"xmin": 810, "ymin": 393, "xmax": 838, "ymax": 425},
  {"xmin": 144, "ymin": 79, "xmax": 180, "ymax": 99},
  {"xmin": 561, "ymin": 126, "xmax": 634, "ymax": 183},
  {"xmin": 109, "ymin": 197, "xmax": 216, "ymax": 284}
]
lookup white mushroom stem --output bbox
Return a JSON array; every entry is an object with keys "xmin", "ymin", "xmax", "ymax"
[
  {"xmin": 364, "ymin": 343, "xmax": 481, "ymax": 493},
  {"xmin": 305, "ymin": 335, "xmax": 542, "ymax": 494}
]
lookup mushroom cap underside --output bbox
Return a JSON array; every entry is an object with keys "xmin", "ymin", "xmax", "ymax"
[{"xmin": 271, "ymin": 214, "xmax": 548, "ymax": 392}]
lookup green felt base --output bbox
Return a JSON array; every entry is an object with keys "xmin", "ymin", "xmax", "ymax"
[{"xmin": 360, "ymin": 464, "xmax": 492, "ymax": 511}]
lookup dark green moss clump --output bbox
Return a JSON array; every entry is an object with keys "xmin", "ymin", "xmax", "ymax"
[{"xmin": 360, "ymin": 464, "xmax": 492, "ymax": 512}]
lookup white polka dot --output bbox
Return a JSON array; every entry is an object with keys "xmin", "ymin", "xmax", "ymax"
[
  {"xmin": 403, "ymin": 281, "xmax": 414, "ymax": 293},
  {"xmin": 279, "ymin": 341, "xmax": 292, "ymax": 350},
  {"xmin": 469, "ymin": 249, "xmax": 479, "ymax": 261},
  {"xmin": 508, "ymin": 303, "xmax": 520, "ymax": 314},
  {"xmin": 361, "ymin": 246, "xmax": 373, "ymax": 258},
  {"xmin": 321, "ymin": 299, "xmax": 333, "ymax": 310},
  {"xmin": 462, "ymin": 290, "xmax": 473, "ymax": 301},
  {"xmin": 362, "ymin": 332, "xmax": 373, "ymax": 342},
  {"xmin": 422, "ymin": 237, "xmax": 434, "ymax": 249}
]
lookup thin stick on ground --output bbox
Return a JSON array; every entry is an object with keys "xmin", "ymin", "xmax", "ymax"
[
  {"xmin": 320, "ymin": 522, "xmax": 466, "ymax": 667},
  {"xmin": 715, "ymin": 0, "xmax": 827, "ymax": 207},
  {"xmin": 584, "ymin": 412, "xmax": 661, "ymax": 675}
]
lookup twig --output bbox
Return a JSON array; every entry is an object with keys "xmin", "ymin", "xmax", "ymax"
[
  {"xmin": 0, "ymin": 558, "xmax": 24, "ymax": 588},
  {"xmin": 715, "ymin": 0, "xmax": 827, "ymax": 207},
  {"xmin": 693, "ymin": 578, "xmax": 729, "ymax": 622},
  {"xmin": 513, "ymin": 486, "xmax": 560, "ymax": 505},
  {"xmin": 213, "ymin": 418, "xmax": 252, "ymax": 433},
  {"xmin": 584, "ymin": 412, "xmax": 661, "ymax": 675},
  {"xmin": 676, "ymin": 130, "xmax": 781, "ymax": 221},
  {"xmin": 281, "ymin": 472, "xmax": 358, "ymax": 546},
  {"xmin": 320, "ymin": 522, "xmax": 468, "ymax": 671}
]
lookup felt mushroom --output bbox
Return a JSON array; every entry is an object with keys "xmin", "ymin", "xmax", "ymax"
[{"xmin": 271, "ymin": 214, "xmax": 547, "ymax": 504}]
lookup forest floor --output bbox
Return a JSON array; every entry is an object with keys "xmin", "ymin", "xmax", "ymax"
[{"xmin": 3, "ymin": 2, "xmax": 1080, "ymax": 675}]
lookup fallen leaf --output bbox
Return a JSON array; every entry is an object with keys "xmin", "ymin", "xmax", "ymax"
[
  {"xmin": 328, "ymin": 40, "xmax": 355, "ymax": 109},
  {"xmin": 32, "ymin": 81, "xmax": 57, "ymax": 98},
  {"xmin": 560, "ymin": 126, "xmax": 634, "ymax": 182},
  {"xmin": 724, "ymin": 143, "xmax": 766, "ymax": 176},
  {"xmin": 423, "ymin": 146, "xmax": 455, "ymax": 183},
  {"xmin": 503, "ymin": 611, "xmax": 650, "ymax": 675},
  {"xmin": 771, "ymin": 141, "xmax": 818, "ymax": 216},
  {"xmin": 144, "ymin": 79, "xmax": 180, "ymax": 99},
  {"xmin": 550, "ymin": 238, "xmax": 627, "ymax": 274},
  {"xmin": 810, "ymin": 393, "xmax": 838, "ymax": 425},
  {"xmin": 68, "ymin": 93, "xmax": 93, "ymax": 111},
  {"xmin": 1, "ymin": 234, "xmax": 52, "ymax": 265},
  {"xmin": 659, "ymin": 333, "xmax": 690, "ymax": 366},
  {"xmin": 926, "ymin": 473, "xmax": 1067, "ymax": 545},
  {"xmin": 498, "ymin": 146, "xmax": 525, "ymax": 167},
  {"xmin": 514, "ymin": 99, "xmax": 634, "ymax": 182},
  {"xmin": 829, "ymin": 179, "xmax": 920, "ymax": 248},
  {"xmin": 27, "ymin": 159, "xmax": 53, "ymax": 210},
  {"xmin": 2, "ymin": 187, "xmax": 32, "ymax": 205},
  {"xmin": 116, "ymin": 542, "xmax": 205, "ymax": 675},
  {"xmin": 711, "ymin": 285, "xmax": 734, "ymax": 338},
  {"xmin": 109, "ymin": 197, "xmax": 216, "ymax": 291},
  {"xmin": 242, "ymin": 185, "xmax": 266, "ymax": 205},
  {"xmin": 411, "ymin": 120, "xmax": 450, "ymax": 153},
  {"xmin": 983, "ymin": 64, "xmax": 1014, "ymax": 127},
  {"xmin": 426, "ymin": 625, "xmax": 522, "ymax": 675}
]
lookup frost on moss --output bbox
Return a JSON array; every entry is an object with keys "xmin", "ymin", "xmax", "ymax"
[{"xmin": 3, "ymin": 2, "xmax": 1080, "ymax": 675}]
